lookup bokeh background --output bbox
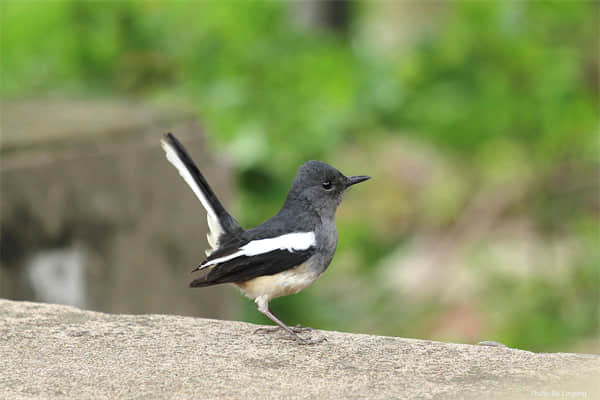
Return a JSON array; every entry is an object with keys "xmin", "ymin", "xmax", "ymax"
[{"xmin": 1, "ymin": 1, "xmax": 598, "ymax": 353}]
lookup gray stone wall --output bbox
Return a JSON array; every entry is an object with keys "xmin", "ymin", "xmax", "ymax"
[{"xmin": 1, "ymin": 100, "xmax": 237, "ymax": 318}]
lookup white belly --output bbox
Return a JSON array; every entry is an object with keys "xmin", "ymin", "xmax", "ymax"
[{"xmin": 234, "ymin": 261, "xmax": 319, "ymax": 301}]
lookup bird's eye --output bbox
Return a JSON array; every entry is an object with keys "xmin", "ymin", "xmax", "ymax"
[{"xmin": 322, "ymin": 181, "xmax": 333, "ymax": 190}]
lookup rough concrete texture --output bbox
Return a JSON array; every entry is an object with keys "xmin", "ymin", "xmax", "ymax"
[{"xmin": 1, "ymin": 300, "xmax": 597, "ymax": 399}]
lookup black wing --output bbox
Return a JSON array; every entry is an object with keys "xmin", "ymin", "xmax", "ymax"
[{"xmin": 189, "ymin": 248, "xmax": 314, "ymax": 287}]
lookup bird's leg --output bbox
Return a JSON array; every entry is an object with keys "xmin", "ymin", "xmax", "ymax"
[
  {"xmin": 255, "ymin": 307, "xmax": 305, "ymax": 339},
  {"xmin": 253, "ymin": 297, "xmax": 324, "ymax": 343},
  {"xmin": 253, "ymin": 297, "xmax": 304, "ymax": 340}
]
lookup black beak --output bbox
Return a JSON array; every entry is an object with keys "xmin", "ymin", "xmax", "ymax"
[{"xmin": 345, "ymin": 175, "xmax": 371, "ymax": 188}]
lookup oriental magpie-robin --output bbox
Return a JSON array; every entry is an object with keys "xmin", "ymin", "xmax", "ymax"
[{"xmin": 160, "ymin": 133, "xmax": 369, "ymax": 342}]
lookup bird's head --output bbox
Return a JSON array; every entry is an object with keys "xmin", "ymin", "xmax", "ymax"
[{"xmin": 286, "ymin": 160, "xmax": 370, "ymax": 217}]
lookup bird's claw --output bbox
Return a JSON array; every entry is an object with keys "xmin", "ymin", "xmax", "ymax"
[
  {"xmin": 290, "ymin": 324, "xmax": 314, "ymax": 333},
  {"xmin": 253, "ymin": 324, "xmax": 313, "ymax": 335},
  {"xmin": 253, "ymin": 326, "xmax": 281, "ymax": 335},
  {"xmin": 253, "ymin": 325, "xmax": 326, "ymax": 344}
]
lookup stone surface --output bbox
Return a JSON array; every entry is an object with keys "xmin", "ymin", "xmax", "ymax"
[{"xmin": 1, "ymin": 299, "xmax": 597, "ymax": 399}]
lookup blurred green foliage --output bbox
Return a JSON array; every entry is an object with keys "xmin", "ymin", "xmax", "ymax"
[{"xmin": 1, "ymin": 0, "xmax": 597, "ymax": 352}]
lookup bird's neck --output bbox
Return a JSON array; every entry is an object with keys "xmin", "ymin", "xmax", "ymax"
[{"xmin": 281, "ymin": 198, "xmax": 337, "ymax": 225}]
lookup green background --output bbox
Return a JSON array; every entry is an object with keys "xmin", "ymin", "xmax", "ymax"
[{"xmin": 1, "ymin": 0, "xmax": 598, "ymax": 352}]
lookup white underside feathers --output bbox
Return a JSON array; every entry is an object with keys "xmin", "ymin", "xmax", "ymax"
[
  {"xmin": 160, "ymin": 138, "xmax": 224, "ymax": 254},
  {"xmin": 199, "ymin": 232, "xmax": 316, "ymax": 269},
  {"xmin": 205, "ymin": 213, "xmax": 222, "ymax": 255}
]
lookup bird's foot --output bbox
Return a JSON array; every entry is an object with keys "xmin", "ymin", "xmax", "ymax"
[
  {"xmin": 254, "ymin": 324, "xmax": 313, "ymax": 335},
  {"xmin": 253, "ymin": 324, "xmax": 326, "ymax": 344}
]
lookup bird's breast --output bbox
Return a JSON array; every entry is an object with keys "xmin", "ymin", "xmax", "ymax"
[
  {"xmin": 315, "ymin": 217, "xmax": 338, "ymax": 272},
  {"xmin": 234, "ymin": 258, "xmax": 320, "ymax": 301}
]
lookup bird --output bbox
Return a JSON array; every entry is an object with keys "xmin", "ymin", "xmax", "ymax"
[{"xmin": 160, "ymin": 132, "xmax": 370, "ymax": 342}]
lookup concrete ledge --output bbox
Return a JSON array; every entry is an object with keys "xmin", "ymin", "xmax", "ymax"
[{"xmin": 1, "ymin": 299, "xmax": 597, "ymax": 399}]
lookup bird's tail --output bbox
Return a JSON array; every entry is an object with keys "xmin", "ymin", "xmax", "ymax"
[
  {"xmin": 160, "ymin": 133, "xmax": 242, "ymax": 254},
  {"xmin": 189, "ymin": 274, "xmax": 215, "ymax": 288}
]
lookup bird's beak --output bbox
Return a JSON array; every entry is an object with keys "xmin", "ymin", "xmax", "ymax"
[{"xmin": 345, "ymin": 175, "xmax": 371, "ymax": 188}]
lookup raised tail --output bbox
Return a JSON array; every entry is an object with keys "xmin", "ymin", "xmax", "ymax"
[{"xmin": 160, "ymin": 133, "xmax": 243, "ymax": 254}]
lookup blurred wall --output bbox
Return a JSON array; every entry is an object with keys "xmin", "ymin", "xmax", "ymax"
[{"xmin": 0, "ymin": 100, "xmax": 237, "ymax": 318}]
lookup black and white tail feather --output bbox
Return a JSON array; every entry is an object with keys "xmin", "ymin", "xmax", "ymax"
[{"xmin": 160, "ymin": 133, "xmax": 242, "ymax": 255}]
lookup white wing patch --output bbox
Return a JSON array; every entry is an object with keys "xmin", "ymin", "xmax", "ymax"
[
  {"xmin": 199, "ymin": 232, "xmax": 316, "ymax": 269},
  {"xmin": 160, "ymin": 138, "xmax": 223, "ymax": 254}
]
